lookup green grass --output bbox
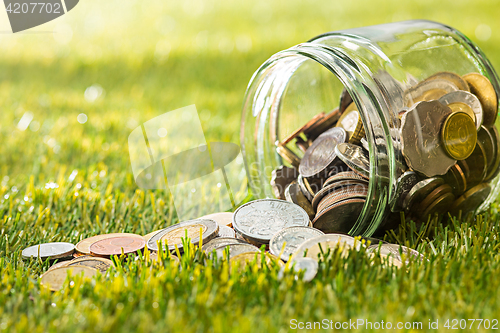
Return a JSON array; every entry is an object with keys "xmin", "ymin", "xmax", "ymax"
[{"xmin": 2, "ymin": 0, "xmax": 500, "ymax": 332}]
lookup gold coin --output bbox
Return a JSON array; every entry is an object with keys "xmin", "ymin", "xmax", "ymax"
[
  {"xmin": 444, "ymin": 164, "xmax": 467, "ymax": 195},
  {"xmin": 276, "ymin": 143, "xmax": 301, "ymax": 169},
  {"xmin": 40, "ymin": 265, "xmax": 98, "ymax": 291},
  {"xmin": 160, "ymin": 224, "xmax": 207, "ymax": 247},
  {"xmin": 75, "ymin": 233, "xmax": 144, "ymax": 255},
  {"xmin": 229, "ymin": 251, "xmax": 283, "ymax": 270},
  {"xmin": 485, "ymin": 126, "xmax": 500, "ymax": 181},
  {"xmin": 199, "ymin": 212, "xmax": 233, "ymax": 227},
  {"xmin": 420, "ymin": 192, "xmax": 455, "ymax": 221},
  {"xmin": 47, "ymin": 260, "xmax": 71, "ymax": 271},
  {"xmin": 447, "ymin": 102, "xmax": 476, "ymax": 124},
  {"xmin": 450, "ymin": 183, "xmax": 491, "ymax": 217},
  {"xmin": 68, "ymin": 257, "xmax": 113, "ymax": 273},
  {"xmin": 336, "ymin": 106, "xmax": 365, "ymax": 144},
  {"xmin": 463, "ymin": 73, "xmax": 498, "ymax": 128},
  {"xmin": 441, "ymin": 111, "xmax": 477, "ymax": 160}
]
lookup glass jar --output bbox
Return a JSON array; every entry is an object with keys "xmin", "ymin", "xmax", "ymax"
[{"xmin": 240, "ymin": 20, "xmax": 500, "ymax": 237}]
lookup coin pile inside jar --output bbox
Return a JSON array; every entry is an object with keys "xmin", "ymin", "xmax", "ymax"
[
  {"xmin": 25, "ymin": 205, "xmax": 424, "ymax": 289},
  {"xmin": 272, "ymin": 72, "xmax": 499, "ymax": 232}
]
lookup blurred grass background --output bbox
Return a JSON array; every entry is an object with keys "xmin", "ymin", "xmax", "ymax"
[{"xmin": 2, "ymin": 0, "xmax": 500, "ymax": 332}]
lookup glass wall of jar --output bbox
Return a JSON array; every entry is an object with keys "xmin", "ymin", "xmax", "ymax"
[{"xmin": 240, "ymin": 20, "xmax": 500, "ymax": 237}]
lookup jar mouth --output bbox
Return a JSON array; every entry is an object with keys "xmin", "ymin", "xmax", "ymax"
[{"xmin": 241, "ymin": 43, "xmax": 395, "ymax": 236}]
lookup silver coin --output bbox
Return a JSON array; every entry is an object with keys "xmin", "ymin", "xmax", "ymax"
[
  {"xmin": 214, "ymin": 243, "xmax": 260, "ymax": 260},
  {"xmin": 232, "ymin": 199, "xmax": 310, "ymax": 244},
  {"xmin": 284, "ymin": 182, "xmax": 315, "ymax": 220},
  {"xmin": 299, "ymin": 127, "xmax": 347, "ymax": 178},
  {"xmin": 334, "ymin": 143, "xmax": 370, "ymax": 178},
  {"xmin": 269, "ymin": 226, "xmax": 324, "ymax": 262},
  {"xmin": 367, "ymin": 243, "xmax": 425, "ymax": 264},
  {"xmin": 147, "ymin": 219, "xmax": 219, "ymax": 252},
  {"xmin": 202, "ymin": 237, "xmax": 247, "ymax": 253},
  {"xmin": 217, "ymin": 225, "xmax": 236, "ymax": 238},
  {"xmin": 292, "ymin": 257, "xmax": 319, "ymax": 282},
  {"xmin": 401, "ymin": 100, "xmax": 455, "ymax": 177},
  {"xmin": 291, "ymin": 233, "xmax": 364, "ymax": 261},
  {"xmin": 438, "ymin": 90, "xmax": 483, "ymax": 129},
  {"xmin": 390, "ymin": 171, "xmax": 419, "ymax": 212},
  {"xmin": 22, "ymin": 242, "xmax": 75, "ymax": 260},
  {"xmin": 404, "ymin": 78, "xmax": 459, "ymax": 106}
]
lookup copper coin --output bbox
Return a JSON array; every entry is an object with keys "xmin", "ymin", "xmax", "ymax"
[
  {"xmin": 417, "ymin": 184, "xmax": 453, "ymax": 213},
  {"xmin": 323, "ymin": 171, "xmax": 369, "ymax": 188},
  {"xmin": 90, "ymin": 237, "xmax": 146, "ymax": 257},
  {"xmin": 444, "ymin": 164, "xmax": 467, "ymax": 195},
  {"xmin": 76, "ymin": 233, "xmax": 144, "ymax": 255},
  {"xmin": 295, "ymin": 136, "xmax": 311, "ymax": 153},
  {"xmin": 402, "ymin": 177, "xmax": 444, "ymax": 213},
  {"xmin": 464, "ymin": 140, "xmax": 488, "ymax": 189},
  {"xmin": 299, "ymin": 127, "xmax": 347, "ymax": 178},
  {"xmin": 304, "ymin": 109, "xmax": 341, "ymax": 140},
  {"xmin": 485, "ymin": 126, "xmax": 500, "ymax": 181},
  {"xmin": 316, "ymin": 186, "xmax": 368, "ymax": 214},
  {"xmin": 477, "ymin": 126, "xmax": 495, "ymax": 171},
  {"xmin": 313, "ymin": 181, "xmax": 368, "ymax": 212},
  {"xmin": 420, "ymin": 192, "xmax": 456, "ymax": 221},
  {"xmin": 450, "ymin": 183, "xmax": 491, "ymax": 217},
  {"xmin": 313, "ymin": 198, "xmax": 365, "ymax": 234},
  {"xmin": 282, "ymin": 113, "xmax": 325, "ymax": 144}
]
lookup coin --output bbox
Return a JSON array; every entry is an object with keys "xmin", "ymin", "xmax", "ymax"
[
  {"xmin": 421, "ymin": 192, "xmax": 455, "ymax": 220},
  {"xmin": 295, "ymin": 136, "xmax": 312, "ymax": 153},
  {"xmin": 277, "ymin": 143, "xmax": 301, "ymax": 169},
  {"xmin": 417, "ymin": 184, "xmax": 453, "ymax": 214},
  {"xmin": 323, "ymin": 171, "xmax": 369, "ymax": 187},
  {"xmin": 400, "ymin": 100, "xmax": 455, "ymax": 176},
  {"xmin": 336, "ymin": 107, "xmax": 365, "ymax": 144},
  {"xmin": 232, "ymin": 199, "xmax": 310, "ymax": 244},
  {"xmin": 339, "ymin": 88, "xmax": 353, "ymax": 114},
  {"xmin": 368, "ymin": 243, "xmax": 425, "ymax": 263},
  {"xmin": 450, "ymin": 183, "xmax": 491, "ymax": 217},
  {"xmin": 147, "ymin": 219, "xmax": 219, "ymax": 252},
  {"xmin": 68, "ymin": 257, "xmax": 113, "ymax": 273},
  {"xmin": 90, "ymin": 237, "xmax": 146, "ymax": 257},
  {"xmin": 47, "ymin": 260, "xmax": 71, "ymax": 271},
  {"xmin": 299, "ymin": 127, "xmax": 347, "ymax": 178},
  {"xmin": 485, "ymin": 126, "xmax": 500, "ymax": 181},
  {"xmin": 291, "ymin": 234, "xmax": 363, "ymax": 262},
  {"xmin": 464, "ymin": 140, "xmax": 488, "ymax": 189},
  {"xmin": 402, "ymin": 177, "xmax": 444, "ymax": 212},
  {"xmin": 463, "ymin": 73, "xmax": 498, "ymax": 127},
  {"xmin": 440, "ymin": 111, "xmax": 477, "ymax": 160},
  {"xmin": 22, "ymin": 242, "xmax": 75, "ymax": 261},
  {"xmin": 201, "ymin": 237, "xmax": 247, "ymax": 253},
  {"xmin": 315, "ymin": 184, "xmax": 368, "ymax": 213},
  {"xmin": 217, "ymin": 225, "xmax": 236, "ymax": 238},
  {"xmin": 312, "ymin": 198, "xmax": 366, "ymax": 234},
  {"xmin": 334, "ymin": 143, "xmax": 370, "ymax": 178},
  {"xmin": 443, "ymin": 164, "xmax": 467, "ymax": 195},
  {"xmin": 297, "ymin": 174, "xmax": 314, "ymax": 202},
  {"xmin": 305, "ymin": 108, "xmax": 342, "ymax": 140},
  {"xmin": 143, "ymin": 231, "xmax": 159, "ymax": 242},
  {"xmin": 199, "ymin": 212, "xmax": 234, "ymax": 227},
  {"xmin": 438, "ymin": 90, "xmax": 483, "ymax": 129},
  {"xmin": 269, "ymin": 226, "xmax": 324, "ymax": 261},
  {"xmin": 291, "ymin": 257, "xmax": 319, "ymax": 282},
  {"xmin": 40, "ymin": 265, "xmax": 98, "ymax": 291},
  {"xmin": 367, "ymin": 249, "xmax": 403, "ymax": 268},
  {"xmin": 477, "ymin": 126, "xmax": 495, "ymax": 171},
  {"xmin": 284, "ymin": 182, "xmax": 315, "ymax": 220},
  {"xmin": 405, "ymin": 79, "xmax": 458, "ymax": 106},
  {"xmin": 76, "ymin": 233, "xmax": 143, "ymax": 255},
  {"xmin": 282, "ymin": 113, "xmax": 325, "ymax": 144},
  {"xmin": 229, "ymin": 252, "xmax": 283, "ymax": 270},
  {"xmin": 214, "ymin": 243, "xmax": 260, "ymax": 260},
  {"xmin": 426, "ymin": 72, "xmax": 470, "ymax": 92},
  {"xmin": 390, "ymin": 171, "xmax": 419, "ymax": 212}
]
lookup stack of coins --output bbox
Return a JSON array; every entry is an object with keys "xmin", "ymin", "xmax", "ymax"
[{"xmin": 274, "ymin": 71, "xmax": 499, "ymax": 232}]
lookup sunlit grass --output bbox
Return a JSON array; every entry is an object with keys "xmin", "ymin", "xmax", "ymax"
[{"xmin": 1, "ymin": 0, "xmax": 500, "ymax": 331}]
